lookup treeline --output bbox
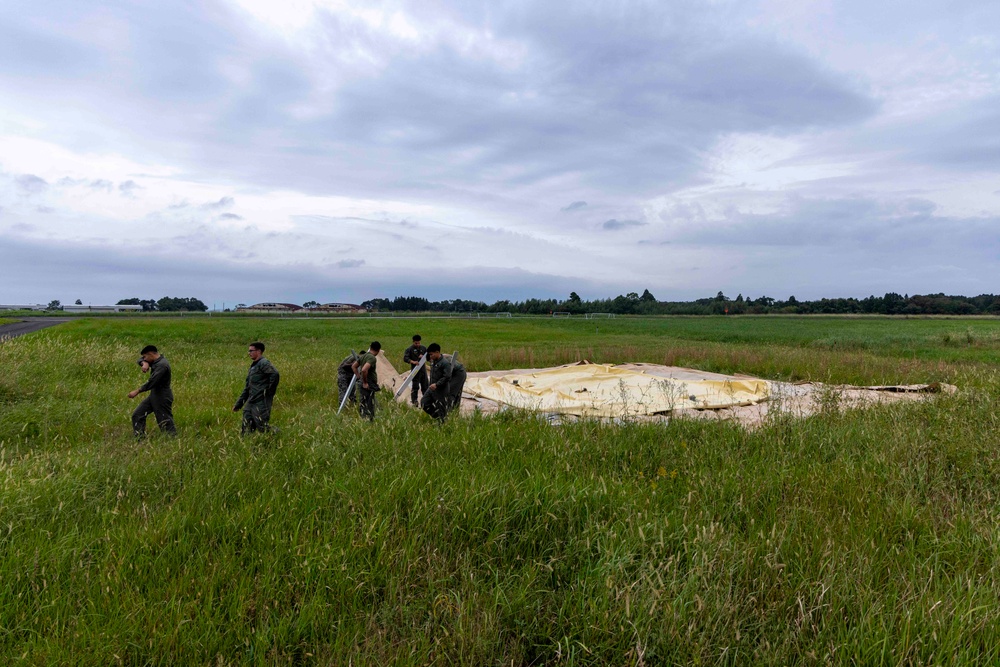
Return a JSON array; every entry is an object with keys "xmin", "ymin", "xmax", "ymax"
[
  {"xmin": 117, "ymin": 297, "xmax": 208, "ymax": 312},
  {"xmin": 361, "ymin": 291, "xmax": 1000, "ymax": 316}
]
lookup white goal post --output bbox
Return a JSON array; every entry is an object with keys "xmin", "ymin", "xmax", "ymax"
[
  {"xmin": 585, "ymin": 312, "xmax": 616, "ymax": 319},
  {"xmin": 552, "ymin": 311, "xmax": 572, "ymax": 318}
]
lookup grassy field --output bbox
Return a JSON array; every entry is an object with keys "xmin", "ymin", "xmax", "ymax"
[{"xmin": 2, "ymin": 316, "xmax": 1000, "ymax": 664}]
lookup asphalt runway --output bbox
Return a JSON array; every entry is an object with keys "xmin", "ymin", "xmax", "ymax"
[{"xmin": 0, "ymin": 318, "xmax": 70, "ymax": 341}]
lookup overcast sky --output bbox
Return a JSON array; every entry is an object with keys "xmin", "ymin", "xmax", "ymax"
[{"xmin": 2, "ymin": 0, "xmax": 998, "ymax": 306}]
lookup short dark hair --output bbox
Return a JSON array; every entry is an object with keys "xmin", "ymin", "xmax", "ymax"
[
  {"xmin": 427, "ymin": 343, "xmax": 441, "ymax": 353},
  {"xmin": 412, "ymin": 334, "xmax": 421, "ymax": 341},
  {"xmin": 370, "ymin": 341, "xmax": 381, "ymax": 352},
  {"xmin": 140, "ymin": 345, "xmax": 158, "ymax": 355},
  {"xmin": 250, "ymin": 342, "xmax": 265, "ymax": 352}
]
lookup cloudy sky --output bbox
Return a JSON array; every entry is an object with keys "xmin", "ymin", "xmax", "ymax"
[{"xmin": 2, "ymin": 0, "xmax": 998, "ymax": 306}]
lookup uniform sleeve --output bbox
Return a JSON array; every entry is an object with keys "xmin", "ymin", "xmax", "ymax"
[
  {"xmin": 139, "ymin": 362, "xmax": 168, "ymax": 392},
  {"xmin": 265, "ymin": 362, "xmax": 280, "ymax": 398},
  {"xmin": 433, "ymin": 358, "xmax": 454, "ymax": 384},
  {"xmin": 234, "ymin": 375, "xmax": 250, "ymax": 409}
]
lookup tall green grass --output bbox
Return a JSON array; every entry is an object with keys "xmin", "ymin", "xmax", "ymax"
[{"xmin": 2, "ymin": 317, "xmax": 1000, "ymax": 664}]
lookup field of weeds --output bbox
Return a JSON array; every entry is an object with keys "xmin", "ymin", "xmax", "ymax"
[{"xmin": 2, "ymin": 316, "xmax": 1000, "ymax": 664}]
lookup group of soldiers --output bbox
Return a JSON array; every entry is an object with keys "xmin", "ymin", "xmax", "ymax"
[
  {"xmin": 128, "ymin": 335, "xmax": 467, "ymax": 437},
  {"xmin": 336, "ymin": 335, "xmax": 467, "ymax": 422}
]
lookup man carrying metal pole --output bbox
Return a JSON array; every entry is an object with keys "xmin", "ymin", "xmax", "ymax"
[
  {"xmin": 394, "ymin": 349, "xmax": 429, "ymax": 400},
  {"xmin": 401, "ymin": 334, "xmax": 428, "ymax": 406},
  {"xmin": 352, "ymin": 342, "xmax": 381, "ymax": 421}
]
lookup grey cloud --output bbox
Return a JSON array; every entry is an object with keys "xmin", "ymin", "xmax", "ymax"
[
  {"xmin": 1, "ymin": 1, "xmax": 995, "ymax": 303},
  {"xmin": 0, "ymin": 8, "xmax": 104, "ymax": 80},
  {"xmin": 218, "ymin": 212, "xmax": 243, "ymax": 220},
  {"xmin": 89, "ymin": 179, "xmax": 114, "ymax": 191},
  {"xmin": 561, "ymin": 201, "xmax": 587, "ymax": 212},
  {"xmin": 118, "ymin": 180, "xmax": 141, "ymax": 197},
  {"xmin": 0, "ymin": 233, "xmax": 606, "ymax": 305},
  {"xmin": 662, "ymin": 195, "xmax": 1000, "ymax": 256},
  {"xmin": 603, "ymin": 219, "xmax": 646, "ymax": 230},
  {"xmin": 15, "ymin": 174, "xmax": 48, "ymax": 194},
  {"xmin": 828, "ymin": 94, "xmax": 1000, "ymax": 174},
  {"xmin": 0, "ymin": 1, "xmax": 877, "ymax": 204},
  {"xmin": 201, "ymin": 196, "xmax": 234, "ymax": 210},
  {"xmin": 336, "ymin": 259, "xmax": 365, "ymax": 269}
]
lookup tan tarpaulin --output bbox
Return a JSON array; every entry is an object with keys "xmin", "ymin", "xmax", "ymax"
[
  {"xmin": 373, "ymin": 350, "xmax": 405, "ymax": 396},
  {"xmin": 462, "ymin": 362, "xmax": 769, "ymax": 418}
]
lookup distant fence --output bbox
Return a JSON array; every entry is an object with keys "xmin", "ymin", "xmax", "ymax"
[
  {"xmin": 552, "ymin": 312, "xmax": 572, "ymax": 318},
  {"xmin": 495, "ymin": 312, "xmax": 512, "ymax": 318}
]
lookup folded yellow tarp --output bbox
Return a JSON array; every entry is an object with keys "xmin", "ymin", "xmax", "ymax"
[{"xmin": 463, "ymin": 363, "xmax": 769, "ymax": 417}]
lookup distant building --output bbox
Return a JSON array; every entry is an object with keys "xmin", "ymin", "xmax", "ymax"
[
  {"xmin": 0, "ymin": 304, "xmax": 48, "ymax": 311},
  {"xmin": 63, "ymin": 304, "xmax": 143, "ymax": 313},
  {"xmin": 308, "ymin": 302, "xmax": 365, "ymax": 313},
  {"xmin": 236, "ymin": 302, "xmax": 304, "ymax": 313}
]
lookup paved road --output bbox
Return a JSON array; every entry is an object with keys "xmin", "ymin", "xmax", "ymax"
[{"xmin": 0, "ymin": 318, "xmax": 70, "ymax": 341}]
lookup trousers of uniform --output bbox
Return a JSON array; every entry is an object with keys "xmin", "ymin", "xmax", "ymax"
[
  {"xmin": 242, "ymin": 398, "xmax": 273, "ymax": 434},
  {"xmin": 447, "ymin": 368, "xmax": 467, "ymax": 412},
  {"xmin": 421, "ymin": 385, "xmax": 451, "ymax": 422},
  {"xmin": 410, "ymin": 366, "xmax": 429, "ymax": 405},
  {"xmin": 358, "ymin": 383, "xmax": 378, "ymax": 420},
  {"xmin": 132, "ymin": 392, "xmax": 176, "ymax": 437}
]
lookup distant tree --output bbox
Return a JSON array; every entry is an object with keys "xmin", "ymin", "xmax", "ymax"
[
  {"xmin": 569, "ymin": 291, "xmax": 581, "ymax": 303},
  {"xmin": 640, "ymin": 289, "xmax": 656, "ymax": 302},
  {"xmin": 714, "ymin": 291, "xmax": 728, "ymax": 302},
  {"xmin": 47, "ymin": 300, "xmax": 62, "ymax": 310},
  {"xmin": 235, "ymin": 303, "xmax": 247, "ymax": 310},
  {"xmin": 303, "ymin": 300, "xmax": 319, "ymax": 308},
  {"xmin": 391, "ymin": 296, "xmax": 432, "ymax": 312},
  {"xmin": 611, "ymin": 294, "xmax": 636, "ymax": 314},
  {"xmin": 360, "ymin": 298, "xmax": 390, "ymax": 311},
  {"xmin": 118, "ymin": 298, "xmax": 159, "ymax": 311},
  {"xmin": 156, "ymin": 296, "xmax": 207, "ymax": 312},
  {"xmin": 74, "ymin": 299, "xmax": 83, "ymax": 305}
]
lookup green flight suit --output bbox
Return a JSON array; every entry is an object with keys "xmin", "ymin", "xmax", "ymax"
[
  {"xmin": 355, "ymin": 351, "xmax": 378, "ymax": 420},
  {"xmin": 234, "ymin": 356, "xmax": 280, "ymax": 433},
  {"xmin": 132, "ymin": 355, "xmax": 176, "ymax": 436},
  {"xmin": 422, "ymin": 355, "xmax": 466, "ymax": 422}
]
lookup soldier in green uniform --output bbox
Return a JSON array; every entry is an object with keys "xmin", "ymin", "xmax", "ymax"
[
  {"xmin": 402, "ymin": 334, "xmax": 428, "ymax": 406},
  {"xmin": 422, "ymin": 343, "xmax": 467, "ymax": 422},
  {"xmin": 352, "ymin": 341, "xmax": 380, "ymax": 420},
  {"xmin": 233, "ymin": 341, "xmax": 280, "ymax": 434},
  {"xmin": 128, "ymin": 344, "xmax": 176, "ymax": 437}
]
